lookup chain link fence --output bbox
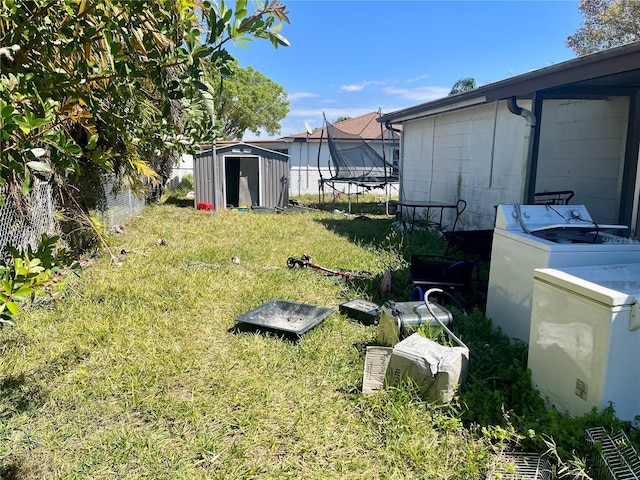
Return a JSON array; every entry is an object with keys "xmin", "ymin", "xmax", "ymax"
[
  {"xmin": 0, "ymin": 177, "xmax": 146, "ymax": 264},
  {"xmin": 0, "ymin": 182, "xmax": 57, "ymax": 263},
  {"xmin": 93, "ymin": 175, "xmax": 146, "ymax": 231}
]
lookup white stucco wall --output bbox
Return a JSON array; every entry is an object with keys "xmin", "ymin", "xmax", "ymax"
[
  {"xmin": 400, "ymin": 100, "xmax": 530, "ymax": 230},
  {"xmin": 165, "ymin": 153, "xmax": 194, "ymax": 190},
  {"xmin": 535, "ymin": 97, "xmax": 629, "ymax": 224},
  {"xmin": 289, "ymin": 167, "xmax": 327, "ymax": 197},
  {"xmin": 286, "ymin": 140, "xmax": 398, "ymax": 195}
]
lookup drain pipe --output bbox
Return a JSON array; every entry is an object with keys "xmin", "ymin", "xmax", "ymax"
[
  {"xmin": 385, "ymin": 119, "xmax": 404, "ymax": 203},
  {"xmin": 507, "ymin": 97, "xmax": 536, "ymax": 127},
  {"xmin": 385, "ymin": 120, "xmax": 401, "ymax": 134},
  {"xmin": 507, "ymin": 97, "xmax": 537, "ymax": 203}
]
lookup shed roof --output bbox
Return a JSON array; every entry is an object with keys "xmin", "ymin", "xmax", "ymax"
[
  {"xmin": 212, "ymin": 141, "xmax": 289, "ymax": 160},
  {"xmin": 380, "ymin": 41, "xmax": 640, "ymax": 124}
]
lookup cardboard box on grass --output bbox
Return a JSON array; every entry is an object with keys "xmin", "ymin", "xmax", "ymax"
[
  {"xmin": 384, "ymin": 332, "xmax": 469, "ymax": 403},
  {"xmin": 362, "ymin": 346, "xmax": 393, "ymax": 394}
]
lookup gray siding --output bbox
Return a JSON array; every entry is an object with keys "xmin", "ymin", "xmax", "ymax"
[
  {"xmin": 208, "ymin": 144, "xmax": 289, "ymax": 210},
  {"xmin": 261, "ymin": 156, "xmax": 289, "ymax": 209},
  {"xmin": 194, "ymin": 149, "xmax": 222, "ymax": 208}
]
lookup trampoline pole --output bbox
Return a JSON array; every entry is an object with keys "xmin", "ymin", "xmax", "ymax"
[{"xmin": 386, "ymin": 183, "xmax": 390, "ymax": 216}]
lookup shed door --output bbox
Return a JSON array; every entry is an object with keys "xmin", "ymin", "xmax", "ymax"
[{"xmin": 224, "ymin": 156, "xmax": 260, "ymax": 207}]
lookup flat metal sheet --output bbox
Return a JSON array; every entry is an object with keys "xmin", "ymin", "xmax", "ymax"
[{"xmin": 235, "ymin": 299, "xmax": 333, "ymax": 335}]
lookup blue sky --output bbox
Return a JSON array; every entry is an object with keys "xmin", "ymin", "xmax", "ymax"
[{"xmin": 229, "ymin": 0, "xmax": 584, "ymax": 140}]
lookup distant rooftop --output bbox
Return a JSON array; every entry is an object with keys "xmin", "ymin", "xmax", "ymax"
[{"xmin": 282, "ymin": 111, "xmax": 401, "ymax": 142}]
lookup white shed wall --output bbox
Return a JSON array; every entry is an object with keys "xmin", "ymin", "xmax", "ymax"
[
  {"xmin": 535, "ymin": 97, "xmax": 629, "ymax": 224},
  {"xmin": 400, "ymin": 100, "xmax": 531, "ymax": 230}
]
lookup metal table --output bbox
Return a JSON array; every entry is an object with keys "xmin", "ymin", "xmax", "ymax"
[{"xmin": 394, "ymin": 199, "xmax": 466, "ymax": 232}]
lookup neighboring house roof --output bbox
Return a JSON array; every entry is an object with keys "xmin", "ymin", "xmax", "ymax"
[
  {"xmin": 282, "ymin": 111, "xmax": 401, "ymax": 142},
  {"xmin": 381, "ymin": 41, "xmax": 640, "ymax": 124}
]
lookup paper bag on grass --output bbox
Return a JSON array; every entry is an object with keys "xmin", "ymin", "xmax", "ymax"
[{"xmin": 384, "ymin": 333, "xmax": 469, "ymax": 403}]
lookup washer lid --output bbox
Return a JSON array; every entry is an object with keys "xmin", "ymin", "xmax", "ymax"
[
  {"xmin": 534, "ymin": 263, "xmax": 640, "ymax": 307},
  {"xmin": 529, "ymin": 224, "xmax": 627, "ymax": 233},
  {"xmin": 494, "ymin": 204, "xmax": 627, "ymax": 232}
]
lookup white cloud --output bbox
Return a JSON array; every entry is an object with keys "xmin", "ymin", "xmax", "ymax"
[
  {"xmin": 287, "ymin": 91, "xmax": 320, "ymax": 101},
  {"xmin": 242, "ymin": 83, "xmax": 451, "ymax": 141},
  {"xmin": 405, "ymin": 74, "xmax": 431, "ymax": 83},
  {"xmin": 382, "ymin": 85, "xmax": 450, "ymax": 103},
  {"xmin": 340, "ymin": 80, "xmax": 383, "ymax": 93}
]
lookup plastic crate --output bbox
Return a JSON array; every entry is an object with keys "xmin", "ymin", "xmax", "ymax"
[
  {"xmin": 487, "ymin": 452, "xmax": 552, "ymax": 480},
  {"xmin": 586, "ymin": 426, "xmax": 640, "ymax": 479},
  {"xmin": 444, "ymin": 229, "xmax": 493, "ymax": 260},
  {"xmin": 409, "ymin": 255, "xmax": 477, "ymax": 293}
]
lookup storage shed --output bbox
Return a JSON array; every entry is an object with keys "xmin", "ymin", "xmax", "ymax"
[
  {"xmin": 194, "ymin": 142, "xmax": 289, "ymax": 210},
  {"xmin": 379, "ymin": 42, "xmax": 640, "ymax": 236}
]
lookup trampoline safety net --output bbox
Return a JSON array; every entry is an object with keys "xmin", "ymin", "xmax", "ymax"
[{"xmin": 324, "ymin": 116, "xmax": 398, "ymax": 185}]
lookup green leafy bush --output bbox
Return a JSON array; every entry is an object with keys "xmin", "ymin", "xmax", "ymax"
[{"xmin": 0, "ymin": 234, "xmax": 80, "ymax": 326}]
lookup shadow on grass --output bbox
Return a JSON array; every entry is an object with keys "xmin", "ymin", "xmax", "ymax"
[
  {"xmin": 0, "ymin": 374, "xmax": 44, "ymax": 423},
  {"xmin": 1, "ymin": 344, "xmax": 91, "ymax": 427},
  {"xmin": 0, "ymin": 461, "xmax": 20, "ymax": 480},
  {"xmin": 228, "ymin": 323, "xmax": 303, "ymax": 344},
  {"xmin": 162, "ymin": 197, "xmax": 194, "ymax": 208},
  {"xmin": 314, "ymin": 216, "xmax": 397, "ymax": 250}
]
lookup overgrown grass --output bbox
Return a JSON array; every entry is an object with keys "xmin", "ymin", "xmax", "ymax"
[
  {"xmin": 291, "ymin": 192, "xmax": 399, "ymax": 217},
  {"xmin": 0, "ymin": 204, "xmax": 632, "ymax": 479}
]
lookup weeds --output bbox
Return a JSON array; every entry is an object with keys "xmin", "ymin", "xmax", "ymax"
[{"xmin": 0, "ymin": 203, "xmax": 635, "ymax": 478}]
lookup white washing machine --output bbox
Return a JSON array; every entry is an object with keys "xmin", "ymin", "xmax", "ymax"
[
  {"xmin": 486, "ymin": 204, "xmax": 640, "ymax": 343},
  {"xmin": 528, "ymin": 263, "xmax": 640, "ymax": 423}
]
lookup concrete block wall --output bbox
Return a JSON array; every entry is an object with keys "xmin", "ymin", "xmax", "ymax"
[{"xmin": 400, "ymin": 101, "xmax": 529, "ymax": 230}]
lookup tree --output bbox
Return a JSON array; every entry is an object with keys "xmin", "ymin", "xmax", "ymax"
[
  {"xmin": 449, "ymin": 78, "xmax": 477, "ymax": 96},
  {"xmin": 567, "ymin": 0, "xmax": 640, "ymax": 56},
  {"xmin": 0, "ymin": 0, "xmax": 290, "ymax": 323},
  {"xmin": 205, "ymin": 61, "xmax": 289, "ymax": 140},
  {"xmin": 0, "ymin": 0, "xmax": 290, "ymax": 206}
]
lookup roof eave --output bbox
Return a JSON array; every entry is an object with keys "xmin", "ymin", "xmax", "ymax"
[{"xmin": 380, "ymin": 41, "xmax": 640, "ymax": 124}]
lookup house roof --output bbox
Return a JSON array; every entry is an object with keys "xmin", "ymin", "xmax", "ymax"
[
  {"xmin": 380, "ymin": 41, "xmax": 640, "ymax": 124},
  {"xmin": 282, "ymin": 111, "xmax": 401, "ymax": 142}
]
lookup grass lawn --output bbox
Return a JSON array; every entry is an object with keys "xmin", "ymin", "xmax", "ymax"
[{"xmin": 0, "ymin": 202, "xmax": 630, "ymax": 479}]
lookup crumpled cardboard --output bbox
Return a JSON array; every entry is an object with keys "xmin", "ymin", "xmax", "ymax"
[{"xmin": 384, "ymin": 333, "xmax": 469, "ymax": 403}]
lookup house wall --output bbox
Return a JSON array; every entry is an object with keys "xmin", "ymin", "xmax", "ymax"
[
  {"xmin": 400, "ymin": 100, "xmax": 531, "ymax": 230},
  {"xmin": 171, "ymin": 154, "xmax": 194, "ymax": 180},
  {"xmin": 535, "ymin": 97, "xmax": 629, "ymax": 224},
  {"xmin": 289, "ymin": 167, "xmax": 328, "ymax": 197},
  {"xmin": 285, "ymin": 140, "xmax": 398, "ymax": 195}
]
